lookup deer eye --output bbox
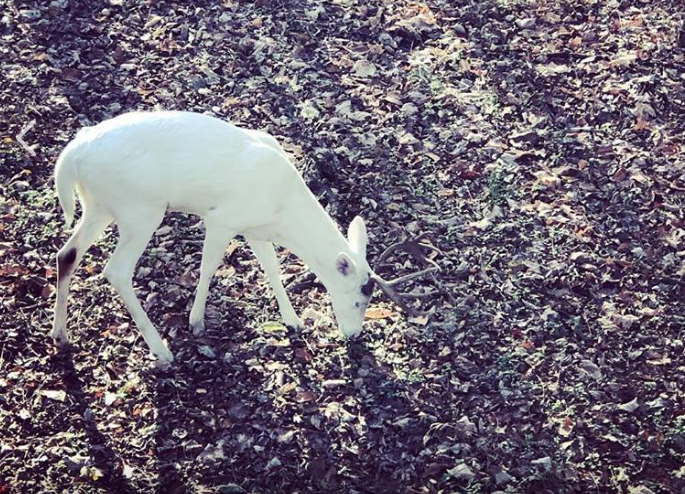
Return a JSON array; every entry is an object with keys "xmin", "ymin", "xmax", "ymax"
[{"xmin": 361, "ymin": 277, "xmax": 374, "ymax": 297}]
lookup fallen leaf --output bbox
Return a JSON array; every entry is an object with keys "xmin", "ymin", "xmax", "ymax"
[
  {"xmin": 515, "ymin": 18, "xmax": 536, "ymax": 29},
  {"xmin": 617, "ymin": 398, "xmax": 639, "ymax": 413},
  {"xmin": 579, "ymin": 360, "xmax": 602, "ymax": 380},
  {"xmin": 352, "ymin": 59, "xmax": 377, "ymax": 78},
  {"xmin": 447, "ymin": 463, "xmax": 476, "ymax": 480},
  {"xmin": 216, "ymin": 484, "xmax": 246, "ymax": 494},
  {"xmin": 609, "ymin": 52, "xmax": 638, "ymax": 67},
  {"xmin": 321, "ymin": 379, "xmax": 347, "ymax": 389},
  {"xmin": 198, "ymin": 345, "xmax": 216, "ymax": 358},
  {"xmin": 532, "ymin": 457, "xmax": 552, "ymax": 471},
  {"xmin": 558, "ymin": 416, "xmax": 574, "ymax": 437},
  {"xmin": 294, "ymin": 347, "xmax": 313, "ymax": 362},
  {"xmin": 261, "ymin": 321, "xmax": 286, "ymax": 332},
  {"xmin": 294, "ymin": 391, "xmax": 316, "ymax": 403},
  {"xmin": 36, "ymin": 389, "xmax": 66, "ymax": 402},
  {"xmin": 365, "ymin": 307, "xmax": 394, "ymax": 319},
  {"xmin": 633, "ymin": 116, "xmax": 650, "ymax": 131}
]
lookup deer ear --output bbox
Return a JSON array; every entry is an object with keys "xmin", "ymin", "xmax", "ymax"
[
  {"xmin": 347, "ymin": 216, "xmax": 368, "ymax": 258},
  {"xmin": 336, "ymin": 252, "xmax": 357, "ymax": 277}
]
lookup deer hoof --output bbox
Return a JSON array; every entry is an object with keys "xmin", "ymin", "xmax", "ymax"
[
  {"xmin": 50, "ymin": 328, "xmax": 69, "ymax": 348},
  {"xmin": 190, "ymin": 320, "xmax": 205, "ymax": 336},
  {"xmin": 284, "ymin": 316, "xmax": 304, "ymax": 331},
  {"xmin": 155, "ymin": 346, "xmax": 174, "ymax": 365}
]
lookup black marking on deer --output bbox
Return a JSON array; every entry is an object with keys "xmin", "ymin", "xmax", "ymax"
[
  {"xmin": 58, "ymin": 247, "xmax": 77, "ymax": 281},
  {"xmin": 361, "ymin": 276, "xmax": 374, "ymax": 297},
  {"xmin": 337, "ymin": 256, "xmax": 350, "ymax": 276}
]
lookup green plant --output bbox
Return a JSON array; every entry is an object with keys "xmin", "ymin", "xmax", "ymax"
[{"xmin": 488, "ymin": 171, "xmax": 509, "ymax": 206}]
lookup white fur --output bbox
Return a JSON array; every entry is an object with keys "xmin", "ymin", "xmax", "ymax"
[{"xmin": 52, "ymin": 111, "xmax": 373, "ymax": 363}]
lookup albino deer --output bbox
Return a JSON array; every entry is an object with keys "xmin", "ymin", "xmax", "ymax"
[{"xmin": 52, "ymin": 111, "xmax": 436, "ymax": 363}]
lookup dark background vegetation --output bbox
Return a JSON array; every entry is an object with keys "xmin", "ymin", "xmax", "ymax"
[{"xmin": 1, "ymin": 0, "xmax": 684, "ymax": 493}]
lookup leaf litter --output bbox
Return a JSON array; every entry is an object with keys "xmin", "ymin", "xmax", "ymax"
[{"xmin": 1, "ymin": 0, "xmax": 684, "ymax": 493}]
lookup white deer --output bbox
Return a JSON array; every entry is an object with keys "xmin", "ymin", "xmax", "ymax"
[{"xmin": 52, "ymin": 111, "xmax": 435, "ymax": 363}]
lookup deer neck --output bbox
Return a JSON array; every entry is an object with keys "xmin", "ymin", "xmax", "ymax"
[{"xmin": 274, "ymin": 190, "xmax": 350, "ymax": 288}]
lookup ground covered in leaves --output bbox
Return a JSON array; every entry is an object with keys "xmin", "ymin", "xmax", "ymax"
[{"xmin": 1, "ymin": 0, "xmax": 685, "ymax": 493}]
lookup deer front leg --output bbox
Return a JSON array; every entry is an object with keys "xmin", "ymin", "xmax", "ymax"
[
  {"xmin": 189, "ymin": 224, "xmax": 235, "ymax": 336},
  {"xmin": 247, "ymin": 238, "xmax": 303, "ymax": 330}
]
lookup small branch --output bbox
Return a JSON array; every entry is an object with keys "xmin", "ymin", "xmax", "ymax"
[
  {"xmin": 371, "ymin": 274, "xmax": 415, "ymax": 316},
  {"xmin": 387, "ymin": 266, "xmax": 440, "ymax": 287},
  {"xmin": 402, "ymin": 290, "xmax": 441, "ymax": 298}
]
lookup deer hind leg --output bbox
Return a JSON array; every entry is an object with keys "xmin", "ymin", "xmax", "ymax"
[
  {"xmin": 189, "ymin": 221, "xmax": 235, "ymax": 336},
  {"xmin": 247, "ymin": 238, "xmax": 303, "ymax": 330},
  {"xmin": 52, "ymin": 208, "xmax": 112, "ymax": 346},
  {"xmin": 103, "ymin": 207, "xmax": 173, "ymax": 363}
]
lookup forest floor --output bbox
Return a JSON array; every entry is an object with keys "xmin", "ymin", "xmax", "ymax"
[{"xmin": 1, "ymin": 0, "xmax": 684, "ymax": 493}]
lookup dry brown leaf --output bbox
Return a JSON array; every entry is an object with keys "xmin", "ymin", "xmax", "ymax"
[
  {"xmin": 365, "ymin": 307, "xmax": 395, "ymax": 319},
  {"xmin": 558, "ymin": 416, "xmax": 574, "ymax": 437},
  {"xmin": 294, "ymin": 391, "xmax": 316, "ymax": 403}
]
